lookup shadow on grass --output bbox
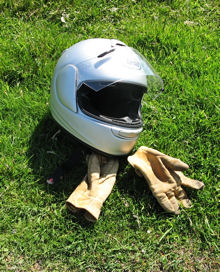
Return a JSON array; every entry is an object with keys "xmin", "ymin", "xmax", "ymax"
[
  {"xmin": 28, "ymin": 114, "xmax": 86, "ymax": 191},
  {"xmin": 28, "ymin": 112, "xmax": 167, "ymax": 224},
  {"xmin": 28, "ymin": 112, "xmax": 86, "ymax": 182}
]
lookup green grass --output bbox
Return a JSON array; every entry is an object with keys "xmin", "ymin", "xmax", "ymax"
[{"xmin": 0, "ymin": 0, "xmax": 219, "ymax": 271}]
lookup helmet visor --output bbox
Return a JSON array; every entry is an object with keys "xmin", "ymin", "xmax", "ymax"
[
  {"xmin": 77, "ymin": 46, "xmax": 163, "ymax": 95},
  {"xmin": 131, "ymin": 48, "xmax": 164, "ymax": 97}
]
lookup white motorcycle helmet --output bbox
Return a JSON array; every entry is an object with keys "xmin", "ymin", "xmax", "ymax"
[{"xmin": 50, "ymin": 38, "xmax": 163, "ymax": 156}]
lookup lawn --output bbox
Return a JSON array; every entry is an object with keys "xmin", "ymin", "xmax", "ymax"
[{"xmin": 0, "ymin": 0, "xmax": 219, "ymax": 271}]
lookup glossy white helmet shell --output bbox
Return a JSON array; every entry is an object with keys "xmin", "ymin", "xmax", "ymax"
[{"xmin": 50, "ymin": 38, "xmax": 163, "ymax": 156}]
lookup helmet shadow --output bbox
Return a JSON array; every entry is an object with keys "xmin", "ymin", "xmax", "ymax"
[{"xmin": 27, "ymin": 112, "xmax": 87, "ymax": 195}]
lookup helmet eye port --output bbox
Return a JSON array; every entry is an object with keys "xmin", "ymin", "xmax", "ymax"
[{"xmin": 77, "ymin": 82, "xmax": 145, "ymax": 128}]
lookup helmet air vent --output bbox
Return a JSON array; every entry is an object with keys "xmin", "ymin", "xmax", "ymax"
[{"xmin": 97, "ymin": 49, "xmax": 115, "ymax": 58}]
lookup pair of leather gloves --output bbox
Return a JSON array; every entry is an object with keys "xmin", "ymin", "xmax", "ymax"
[{"xmin": 66, "ymin": 147, "xmax": 204, "ymax": 222}]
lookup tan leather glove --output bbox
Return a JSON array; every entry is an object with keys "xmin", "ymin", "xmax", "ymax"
[
  {"xmin": 66, "ymin": 153, "xmax": 119, "ymax": 222},
  {"xmin": 128, "ymin": 146, "xmax": 204, "ymax": 214}
]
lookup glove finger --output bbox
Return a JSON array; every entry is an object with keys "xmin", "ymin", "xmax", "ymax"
[
  {"xmin": 182, "ymin": 177, "xmax": 204, "ymax": 190},
  {"xmin": 175, "ymin": 186, "xmax": 192, "ymax": 208},
  {"xmin": 160, "ymin": 156, "xmax": 189, "ymax": 171},
  {"xmin": 145, "ymin": 147, "xmax": 189, "ymax": 171},
  {"xmin": 154, "ymin": 192, "xmax": 180, "ymax": 214},
  {"xmin": 87, "ymin": 153, "xmax": 101, "ymax": 183},
  {"xmin": 181, "ymin": 198, "xmax": 192, "ymax": 208},
  {"xmin": 175, "ymin": 172, "xmax": 204, "ymax": 189},
  {"xmin": 167, "ymin": 191, "xmax": 179, "ymax": 213},
  {"xmin": 143, "ymin": 147, "xmax": 165, "ymax": 157}
]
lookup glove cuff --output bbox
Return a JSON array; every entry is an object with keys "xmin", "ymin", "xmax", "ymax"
[{"xmin": 66, "ymin": 182, "xmax": 103, "ymax": 222}]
